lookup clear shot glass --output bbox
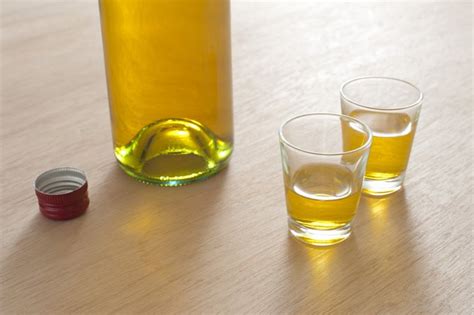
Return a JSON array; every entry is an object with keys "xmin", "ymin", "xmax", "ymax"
[
  {"xmin": 341, "ymin": 77, "xmax": 423, "ymax": 196},
  {"xmin": 279, "ymin": 113, "xmax": 372, "ymax": 246}
]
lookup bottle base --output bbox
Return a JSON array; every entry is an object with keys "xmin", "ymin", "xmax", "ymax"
[
  {"xmin": 114, "ymin": 118, "xmax": 233, "ymax": 186},
  {"xmin": 117, "ymin": 156, "xmax": 230, "ymax": 186}
]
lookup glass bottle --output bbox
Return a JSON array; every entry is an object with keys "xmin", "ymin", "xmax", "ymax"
[{"xmin": 99, "ymin": 0, "xmax": 233, "ymax": 186}]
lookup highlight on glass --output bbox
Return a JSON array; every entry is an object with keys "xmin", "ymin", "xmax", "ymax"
[
  {"xmin": 340, "ymin": 76, "xmax": 423, "ymax": 196},
  {"xmin": 279, "ymin": 113, "xmax": 372, "ymax": 246}
]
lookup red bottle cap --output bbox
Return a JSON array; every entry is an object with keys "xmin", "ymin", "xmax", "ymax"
[{"xmin": 34, "ymin": 167, "xmax": 89, "ymax": 220}]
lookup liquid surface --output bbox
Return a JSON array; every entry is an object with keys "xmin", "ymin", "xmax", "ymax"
[
  {"xmin": 348, "ymin": 110, "xmax": 416, "ymax": 180},
  {"xmin": 100, "ymin": 0, "xmax": 233, "ymax": 185},
  {"xmin": 285, "ymin": 163, "xmax": 361, "ymax": 230}
]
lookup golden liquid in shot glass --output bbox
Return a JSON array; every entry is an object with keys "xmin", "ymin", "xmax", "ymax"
[
  {"xmin": 348, "ymin": 110, "xmax": 417, "ymax": 194},
  {"xmin": 285, "ymin": 163, "xmax": 362, "ymax": 245}
]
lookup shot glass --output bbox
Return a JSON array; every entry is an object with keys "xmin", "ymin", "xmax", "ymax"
[
  {"xmin": 340, "ymin": 77, "xmax": 423, "ymax": 196},
  {"xmin": 279, "ymin": 113, "xmax": 372, "ymax": 246}
]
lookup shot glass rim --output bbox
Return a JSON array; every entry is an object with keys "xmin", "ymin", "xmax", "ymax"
[
  {"xmin": 340, "ymin": 76, "xmax": 424, "ymax": 111},
  {"xmin": 279, "ymin": 112, "xmax": 372, "ymax": 156}
]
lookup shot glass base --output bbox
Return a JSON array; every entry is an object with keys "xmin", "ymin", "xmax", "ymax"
[
  {"xmin": 362, "ymin": 173, "xmax": 405, "ymax": 196},
  {"xmin": 288, "ymin": 218, "xmax": 352, "ymax": 246}
]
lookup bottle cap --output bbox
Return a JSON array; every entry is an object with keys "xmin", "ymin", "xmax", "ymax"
[{"xmin": 34, "ymin": 167, "xmax": 89, "ymax": 220}]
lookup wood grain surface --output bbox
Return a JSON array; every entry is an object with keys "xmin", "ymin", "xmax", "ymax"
[{"xmin": 1, "ymin": 1, "xmax": 472, "ymax": 313}]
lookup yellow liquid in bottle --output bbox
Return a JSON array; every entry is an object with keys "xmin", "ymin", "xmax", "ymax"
[
  {"xmin": 99, "ymin": 0, "xmax": 233, "ymax": 185},
  {"xmin": 285, "ymin": 163, "xmax": 361, "ymax": 233},
  {"xmin": 349, "ymin": 110, "xmax": 416, "ymax": 180}
]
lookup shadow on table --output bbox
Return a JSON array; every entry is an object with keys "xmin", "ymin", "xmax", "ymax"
[
  {"xmin": 0, "ymin": 164, "xmax": 232, "ymax": 312},
  {"xmin": 272, "ymin": 190, "xmax": 432, "ymax": 313}
]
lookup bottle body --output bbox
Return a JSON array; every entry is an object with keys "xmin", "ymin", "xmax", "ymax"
[{"xmin": 99, "ymin": 0, "xmax": 233, "ymax": 185}]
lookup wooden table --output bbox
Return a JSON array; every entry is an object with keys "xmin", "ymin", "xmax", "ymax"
[{"xmin": 1, "ymin": 1, "xmax": 472, "ymax": 313}]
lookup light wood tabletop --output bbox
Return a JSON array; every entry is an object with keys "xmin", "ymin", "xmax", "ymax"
[{"xmin": 1, "ymin": 1, "xmax": 472, "ymax": 313}]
